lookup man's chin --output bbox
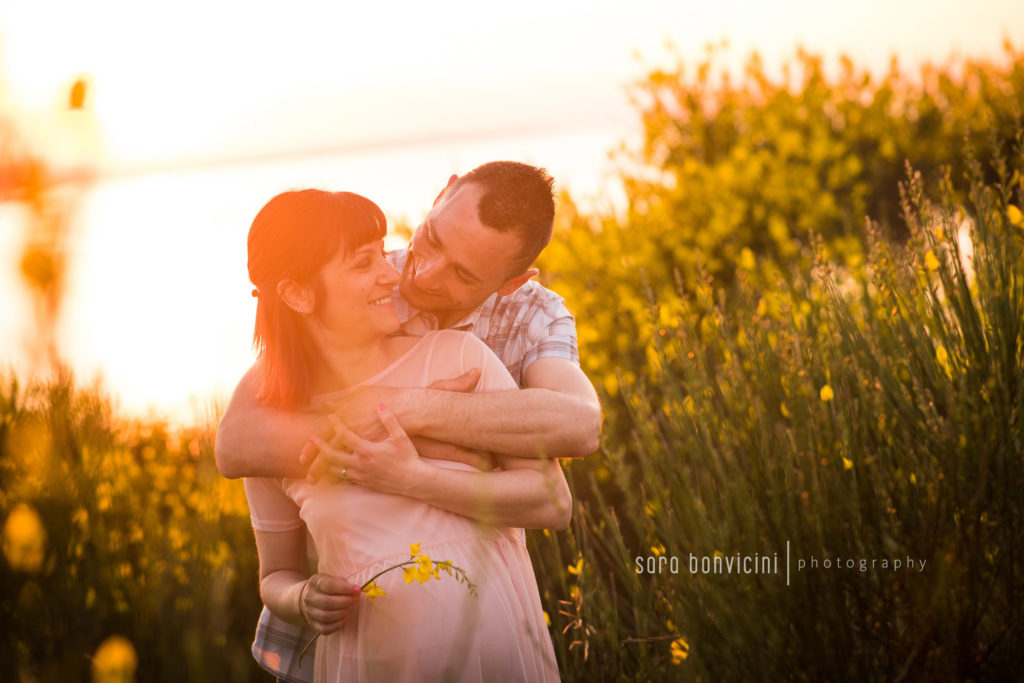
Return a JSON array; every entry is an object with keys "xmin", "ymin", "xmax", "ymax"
[{"xmin": 399, "ymin": 281, "xmax": 441, "ymax": 310}]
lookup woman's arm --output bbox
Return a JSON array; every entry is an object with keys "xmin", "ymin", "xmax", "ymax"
[
  {"xmin": 254, "ymin": 525, "xmax": 362, "ymax": 635},
  {"xmin": 312, "ymin": 407, "xmax": 572, "ymax": 530}
]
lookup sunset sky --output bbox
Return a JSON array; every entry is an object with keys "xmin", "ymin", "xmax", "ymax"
[
  {"xmin": 3, "ymin": 0, "xmax": 1022, "ymax": 171},
  {"xmin": 1, "ymin": 0, "xmax": 1022, "ymax": 422}
]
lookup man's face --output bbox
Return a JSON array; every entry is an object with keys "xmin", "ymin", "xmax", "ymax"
[{"xmin": 399, "ymin": 181, "xmax": 524, "ymax": 326}]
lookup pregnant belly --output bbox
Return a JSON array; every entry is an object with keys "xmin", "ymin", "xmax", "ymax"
[{"xmin": 295, "ymin": 479, "xmax": 499, "ymax": 578}]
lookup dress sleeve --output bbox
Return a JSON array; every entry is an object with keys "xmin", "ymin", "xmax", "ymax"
[
  {"xmin": 455, "ymin": 331, "xmax": 519, "ymax": 393},
  {"xmin": 243, "ymin": 477, "xmax": 305, "ymax": 533}
]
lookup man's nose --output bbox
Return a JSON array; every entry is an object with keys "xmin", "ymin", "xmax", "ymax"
[{"xmin": 415, "ymin": 254, "xmax": 444, "ymax": 289}]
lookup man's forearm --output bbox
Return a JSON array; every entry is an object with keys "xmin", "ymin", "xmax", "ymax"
[
  {"xmin": 216, "ymin": 407, "xmax": 323, "ymax": 478},
  {"xmin": 407, "ymin": 461, "xmax": 572, "ymax": 529},
  {"xmin": 394, "ymin": 387, "xmax": 601, "ymax": 459},
  {"xmin": 215, "ymin": 366, "xmax": 326, "ymax": 478}
]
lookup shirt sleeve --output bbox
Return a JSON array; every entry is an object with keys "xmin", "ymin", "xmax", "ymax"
[
  {"xmin": 514, "ymin": 284, "xmax": 580, "ymax": 384},
  {"xmin": 244, "ymin": 477, "xmax": 305, "ymax": 533},
  {"xmin": 522, "ymin": 310, "xmax": 579, "ymax": 373}
]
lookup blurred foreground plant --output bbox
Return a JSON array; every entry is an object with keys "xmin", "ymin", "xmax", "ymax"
[{"xmin": 0, "ymin": 378, "xmax": 263, "ymax": 681}]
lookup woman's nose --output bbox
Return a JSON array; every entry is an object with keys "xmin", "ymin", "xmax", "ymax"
[{"xmin": 379, "ymin": 260, "xmax": 401, "ymax": 286}]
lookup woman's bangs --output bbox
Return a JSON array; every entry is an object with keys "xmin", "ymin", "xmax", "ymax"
[{"xmin": 337, "ymin": 192, "xmax": 387, "ymax": 254}]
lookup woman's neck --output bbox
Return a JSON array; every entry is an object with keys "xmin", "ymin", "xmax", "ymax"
[{"xmin": 306, "ymin": 330, "xmax": 404, "ymax": 394}]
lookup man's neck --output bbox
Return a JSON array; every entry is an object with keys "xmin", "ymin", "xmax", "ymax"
[{"xmin": 434, "ymin": 308, "xmax": 472, "ymax": 330}]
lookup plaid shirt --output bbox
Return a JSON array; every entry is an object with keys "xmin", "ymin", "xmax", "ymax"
[
  {"xmin": 388, "ymin": 248, "xmax": 579, "ymax": 386},
  {"xmin": 250, "ymin": 248, "xmax": 579, "ymax": 681}
]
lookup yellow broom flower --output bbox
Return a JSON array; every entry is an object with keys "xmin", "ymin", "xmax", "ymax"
[{"xmin": 671, "ymin": 637, "xmax": 690, "ymax": 664}]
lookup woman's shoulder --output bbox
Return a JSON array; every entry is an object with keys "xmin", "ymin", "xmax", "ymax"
[
  {"xmin": 420, "ymin": 329, "xmax": 496, "ymax": 360},
  {"xmin": 424, "ymin": 328, "xmax": 485, "ymax": 346}
]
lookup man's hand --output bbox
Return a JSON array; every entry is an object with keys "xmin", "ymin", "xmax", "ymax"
[
  {"xmin": 301, "ymin": 368, "xmax": 481, "ymax": 482},
  {"xmin": 421, "ymin": 367, "xmax": 480, "ymax": 392}
]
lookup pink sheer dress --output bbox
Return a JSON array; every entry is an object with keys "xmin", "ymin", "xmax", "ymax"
[{"xmin": 245, "ymin": 330, "xmax": 560, "ymax": 682}]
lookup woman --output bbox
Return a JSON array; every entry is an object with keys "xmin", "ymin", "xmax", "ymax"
[{"xmin": 242, "ymin": 189, "xmax": 566, "ymax": 682}]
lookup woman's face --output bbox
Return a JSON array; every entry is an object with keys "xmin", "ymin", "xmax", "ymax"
[{"xmin": 314, "ymin": 238, "xmax": 401, "ymax": 341}]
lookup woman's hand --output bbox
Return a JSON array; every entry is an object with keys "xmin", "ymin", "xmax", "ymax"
[
  {"xmin": 300, "ymin": 369, "xmax": 481, "ymax": 483},
  {"xmin": 299, "ymin": 573, "xmax": 362, "ymax": 635},
  {"xmin": 311, "ymin": 404, "xmax": 430, "ymax": 496}
]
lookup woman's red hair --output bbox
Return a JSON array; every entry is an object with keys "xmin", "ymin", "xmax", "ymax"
[{"xmin": 247, "ymin": 190, "xmax": 386, "ymax": 406}]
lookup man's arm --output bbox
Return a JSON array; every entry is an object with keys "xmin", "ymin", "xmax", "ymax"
[
  {"xmin": 215, "ymin": 364, "xmax": 325, "ymax": 479},
  {"xmin": 389, "ymin": 356, "xmax": 601, "ymax": 459},
  {"xmin": 316, "ymin": 406, "xmax": 573, "ymax": 529},
  {"xmin": 219, "ymin": 365, "xmax": 492, "ymax": 479}
]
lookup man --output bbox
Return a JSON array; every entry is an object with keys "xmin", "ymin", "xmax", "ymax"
[
  {"xmin": 216, "ymin": 161, "xmax": 600, "ymax": 681},
  {"xmin": 217, "ymin": 160, "xmax": 600, "ymax": 475}
]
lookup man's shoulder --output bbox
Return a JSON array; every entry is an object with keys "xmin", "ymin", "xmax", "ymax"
[
  {"xmin": 503, "ymin": 278, "xmax": 564, "ymax": 304},
  {"xmin": 494, "ymin": 279, "xmax": 570, "ymax": 319}
]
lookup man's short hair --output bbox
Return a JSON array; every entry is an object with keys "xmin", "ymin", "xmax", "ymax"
[{"xmin": 452, "ymin": 161, "xmax": 555, "ymax": 276}]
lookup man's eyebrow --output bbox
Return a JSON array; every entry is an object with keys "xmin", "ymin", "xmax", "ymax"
[{"xmin": 425, "ymin": 217, "xmax": 442, "ymax": 246}]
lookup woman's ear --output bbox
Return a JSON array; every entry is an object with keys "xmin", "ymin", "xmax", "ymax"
[{"xmin": 277, "ymin": 278, "xmax": 315, "ymax": 315}]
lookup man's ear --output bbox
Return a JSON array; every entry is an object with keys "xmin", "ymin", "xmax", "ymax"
[
  {"xmin": 432, "ymin": 174, "xmax": 459, "ymax": 207},
  {"xmin": 276, "ymin": 278, "xmax": 315, "ymax": 315},
  {"xmin": 496, "ymin": 268, "xmax": 539, "ymax": 297}
]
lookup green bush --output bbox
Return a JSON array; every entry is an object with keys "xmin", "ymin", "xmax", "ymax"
[
  {"xmin": 528, "ymin": 126, "xmax": 1024, "ymax": 680},
  {"xmin": 539, "ymin": 44, "xmax": 1024, "ymax": 404}
]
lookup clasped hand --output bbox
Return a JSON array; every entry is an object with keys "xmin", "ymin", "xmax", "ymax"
[
  {"xmin": 300, "ymin": 368, "xmax": 494, "ymax": 489},
  {"xmin": 299, "ymin": 573, "xmax": 362, "ymax": 635},
  {"xmin": 311, "ymin": 404, "xmax": 425, "ymax": 496}
]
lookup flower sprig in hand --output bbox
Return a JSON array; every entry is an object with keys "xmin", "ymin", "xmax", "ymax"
[{"xmin": 300, "ymin": 543, "xmax": 477, "ymax": 662}]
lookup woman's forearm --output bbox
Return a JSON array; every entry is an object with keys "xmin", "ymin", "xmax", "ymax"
[
  {"xmin": 314, "ymin": 406, "xmax": 573, "ymax": 529},
  {"xmin": 260, "ymin": 570, "xmax": 308, "ymax": 627}
]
